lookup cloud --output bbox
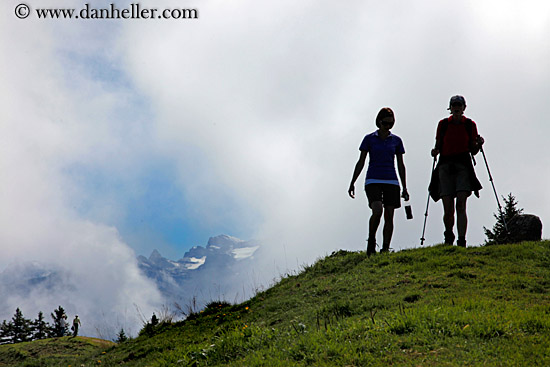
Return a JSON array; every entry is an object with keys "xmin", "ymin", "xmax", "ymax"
[
  {"xmin": 0, "ymin": 4, "xmax": 163, "ymax": 337},
  {"xmin": 0, "ymin": 222, "xmax": 162, "ymax": 337}
]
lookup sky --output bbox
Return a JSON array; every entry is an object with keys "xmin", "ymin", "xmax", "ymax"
[{"xmin": 1, "ymin": 0, "xmax": 549, "ymax": 336}]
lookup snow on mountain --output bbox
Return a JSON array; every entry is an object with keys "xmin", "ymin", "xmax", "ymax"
[
  {"xmin": 232, "ymin": 246, "xmax": 260, "ymax": 260},
  {"xmin": 183, "ymin": 256, "xmax": 206, "ymax": 270},
  {"xmin": 135, "ymin": 235, "xmax": 263, "ymax": 309}
]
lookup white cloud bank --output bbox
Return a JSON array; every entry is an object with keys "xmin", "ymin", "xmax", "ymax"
[{"xmin": 0, "ymin": 3, "xmax": 163, "ymax": 337}]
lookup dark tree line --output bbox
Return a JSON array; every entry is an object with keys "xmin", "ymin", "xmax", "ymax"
[{"xmin": 0, "ymin": 306, "xmax": 72, "ymax": 345}]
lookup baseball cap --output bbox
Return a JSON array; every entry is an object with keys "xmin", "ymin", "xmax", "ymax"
[
  {"xmin": 449, "ymin": 95, "xmax": 466, "ymax": 107},
  {"xmin": 448, "ymin": 95, "xmax": 466, "ymax": 110}
]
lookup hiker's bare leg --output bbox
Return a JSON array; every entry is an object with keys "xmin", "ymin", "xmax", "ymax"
[
  {"xmin": 442, "ymin": 196, "xmax": 455, "ymax": 232},
  {"xmin": 382, "ymin": 206, "xmax": 395, "ymax": 249},
  {"xmin": 369, "ymin": 201, "xmax": 383, "ymax": 239},
  {"xmin": 456, "ymin": 192, "xmax": 468, "ymax": 238}
]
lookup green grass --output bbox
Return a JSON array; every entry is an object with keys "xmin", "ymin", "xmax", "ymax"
[
  {"xmin": 0, "ymin": 336, "xmax": 115, "ymax": 366},
  {"xmin": 2, "ymin": 241, "xmax": 550, "ymax": 366}
]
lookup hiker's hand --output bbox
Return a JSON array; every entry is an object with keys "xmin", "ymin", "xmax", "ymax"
[
  {"xmin": 431, "ymin": 148, "xmax": 439, "ymax": 157},
  {"xmin": 348, "ymin": 184, "xmax": 355, "ymax": 199},
  {"xmin": 401, "ymin": 188, "xmax": 410, "ymax": 201},
  {"xmin": 477, "ymin": 135, "xmax": 485, "ymax": 147}
]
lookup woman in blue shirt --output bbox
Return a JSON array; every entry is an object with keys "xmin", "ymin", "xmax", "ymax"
[{"xmin": 348, "ymin": 107, "xmax": 409, "ymax": 255}]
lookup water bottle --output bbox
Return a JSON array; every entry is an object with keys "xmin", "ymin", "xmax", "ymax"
[
  {"xmin": 405, "ymin": 204, "xmax": 413, "ymax": 220},
  {"xmin": 403, "ymin": 189, "xmax": 412, "ymax": 220}
]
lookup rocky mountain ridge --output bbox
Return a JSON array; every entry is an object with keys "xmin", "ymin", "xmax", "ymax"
[{"xmin": 136, "ymin": 235, "xmax": 263, "ymax": 306}]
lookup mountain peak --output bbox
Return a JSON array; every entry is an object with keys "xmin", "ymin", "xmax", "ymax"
[{"xmin": 149, "ymin": 249, "xmax": 163, "ymax": 260}]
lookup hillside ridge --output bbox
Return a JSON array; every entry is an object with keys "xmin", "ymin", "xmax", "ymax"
[{"xmin": 2, "ymin": 241, "xmax": 550, "ymax": 366}]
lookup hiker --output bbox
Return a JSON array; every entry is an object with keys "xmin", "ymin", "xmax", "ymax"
[
  {"xmin": 60, "ymin": 313, "xmax": 68, "ymax": 335},
  {"xmin": 429, "ymin": 95, "xmax": 484, "ymax": 247},
  {"xmin": 348, "ymin": 107, "xmax": 409, "ymax": 255},
  {"xmin": 71, "ymin": 315, "xmax": 81, "ymax": 337}
]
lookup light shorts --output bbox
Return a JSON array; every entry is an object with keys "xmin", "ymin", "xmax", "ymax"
[
  {"xmin": 438, "ymin": 162, "xmax": 472, "ymax": 198},
  {"xmin": 365, "ymin": 183, "xmax": 401, "ymax": 208}
]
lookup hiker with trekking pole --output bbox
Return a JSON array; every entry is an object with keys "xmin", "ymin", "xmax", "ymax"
[
  {"xmin": 349, "ymin": 107, "xmax": 409, "ymax": 256},
  {"xmin": 427, "ymin": 95, "xmax": 484, "ymax": 248}
]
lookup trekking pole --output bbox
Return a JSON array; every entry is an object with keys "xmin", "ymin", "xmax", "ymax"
[
  {"xmin": 420, "ymin": 156, "xmax": 437, "ymax": 246},
  {"xmin": 479, "ymin": 145, "xmax": 508, "ymax": 232}
]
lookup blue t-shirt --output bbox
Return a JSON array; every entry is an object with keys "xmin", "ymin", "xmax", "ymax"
[{"xmin": 359, "ymin": 131, "xmax": 405, "ymax": 186}]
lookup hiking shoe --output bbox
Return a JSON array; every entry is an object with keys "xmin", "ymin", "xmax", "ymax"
[
  {"xmin": 367, "ymin": 238, "xmax": 377, "ymax": 256},
  {"xmin": 444, "ymin": 230, "xmax": 455, "ymax": 245},
  {"xmin": 457, "ymin": 237, "xmax": 466, "ymax": 248}
]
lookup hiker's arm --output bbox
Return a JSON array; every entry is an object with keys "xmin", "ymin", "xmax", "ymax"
[
  {"xmin": 348, "ymin": 150, "xmax": 367, "ymax": 198},
  {"xmin": 432, "ymin": 138, "xmax": 441, "ymax": 157},
  {"xmin": 432, "ymin": 121, "xmax": 442, "ymax": 157},
  {"xmin": 396, "ymin": 154, "xmax": 409, "ymax": 200}
]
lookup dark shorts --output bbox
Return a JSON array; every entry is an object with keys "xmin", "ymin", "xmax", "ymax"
[
  {"xmin": 438, "ymin": 162, "xmax": 472, "ymax": 198},
  {"xmin": 365, "ymin": 183, "xmax": 401, "ymax": 208}
]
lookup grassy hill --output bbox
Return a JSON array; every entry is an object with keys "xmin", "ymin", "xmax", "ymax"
[
  {"xmin": 0, "ymin": 336, "xmax": 115, "ymax": 366},
  {"xmin": 2, "ymin": 241, "xmax": 550, "ymax": 366}
]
